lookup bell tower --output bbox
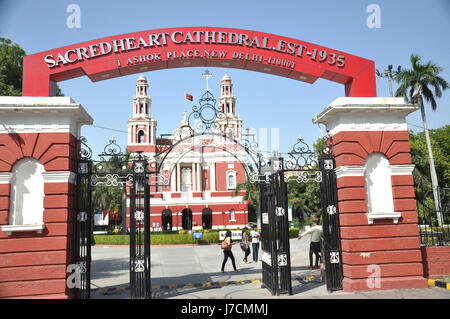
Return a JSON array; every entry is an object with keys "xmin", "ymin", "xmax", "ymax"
[
  {"xmin": 127, "ymin": 74, "xmax": 157, "ymax": 147},
  {"xmin": 217, "ymin": 73, "xmax": 242, "ymax": 139}
]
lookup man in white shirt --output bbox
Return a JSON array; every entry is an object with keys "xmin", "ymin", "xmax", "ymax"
[
  {"xmin": 250, "ymin": 225, "xmax": 260, "ymax": 263},
  {"xmin": 298, "ymin": 220, "xmax": 323, "ymax": 269}
]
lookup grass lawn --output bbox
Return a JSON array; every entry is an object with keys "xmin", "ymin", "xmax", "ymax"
[{"xmin": 93, "ymin": 228, "xmax": 301, "ymax": 245}]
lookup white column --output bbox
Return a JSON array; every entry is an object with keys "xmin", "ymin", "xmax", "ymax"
[
  {"xmin": 176, "ymin": 164, "xmax": 181, "ymax": 192},
  {"xmin": 170, "ymin": 165, "xmax": 176, "ymax": 192},
  {"xmin": 192, "ymin": 162, "xmax": 196, "ymax": 192},
  {"xmin": 197, "ymin": 163, "xmax": 201, "ymax": 192},
  {"xmin": 210, "ymin": 163, "xmax": 216, "ymax": 191}
]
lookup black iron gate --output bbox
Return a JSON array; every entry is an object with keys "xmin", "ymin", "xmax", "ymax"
[
  {"xmin": 253, "ymin": 135, "xmax": 343, "ymax": 295},
  {"xmin": 257, "ymin": 155, "xmax": 292, "ymax": 295},
  {"xmin": 74, "ymin": 138, "xmax": 151, "ymax": 299}
]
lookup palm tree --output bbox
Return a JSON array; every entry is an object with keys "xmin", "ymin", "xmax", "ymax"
[{"xmin": 394, "ymin": 54, "xmax": 448, "ymax": 225}]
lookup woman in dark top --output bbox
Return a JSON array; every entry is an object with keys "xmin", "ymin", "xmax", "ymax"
[{"xmin": 221, "ymin": 230, "xmax": 238, "ymax": 272}]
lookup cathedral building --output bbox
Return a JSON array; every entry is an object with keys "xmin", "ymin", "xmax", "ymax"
[{"xmin": 126, "ymin": 73, "xmax": 249, "ymax": 231}]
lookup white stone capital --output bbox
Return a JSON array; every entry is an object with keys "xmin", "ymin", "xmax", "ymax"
[
  {"xmin": 0, "ymin": 96, "xmax": 93, "ymax": 138},
  {"xmin": 313, "ymin": 97, "xmax": 419, "ymax": 135}
]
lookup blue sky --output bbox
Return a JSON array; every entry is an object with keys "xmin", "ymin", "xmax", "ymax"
[{"xmin": 1, "ymin": 0, "xmax": 449, "ymax": 159}]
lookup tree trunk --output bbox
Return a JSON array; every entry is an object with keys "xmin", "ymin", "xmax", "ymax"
[{"xmin": 419, "ymin": 95, "xmax": 443, "ymax": 226}]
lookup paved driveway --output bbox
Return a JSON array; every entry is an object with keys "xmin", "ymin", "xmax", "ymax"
[{"xmin": 90, "ymin": 236, "xmax": 320, "ymax": 298}]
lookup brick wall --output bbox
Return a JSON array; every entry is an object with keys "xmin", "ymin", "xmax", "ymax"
[
  {"xmin": 421, "ymin": 246, "xmax": 450, "ymax": 279},
  {"xmin": 334, "ymin": 130, "xmax": 428, "ymax": 291},
  {"xmin": 0, "ymin": 132, "xmax": 77, "ymax": 298}
]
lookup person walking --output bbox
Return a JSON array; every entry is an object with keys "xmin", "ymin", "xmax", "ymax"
[
  {"xmin": 250, "ymin": 225, "xmax": 260, "ymax": 262},
  {"xmin": 221, "ymin": 230, "xmax": 238, "ymax": 272},
  {"xmin": 298, "ymin": 220, "xmax": 323, "ymax": 269},
  {"xmin": 240, "ymin": 227, "xmax": 251, "ymax": 263}
]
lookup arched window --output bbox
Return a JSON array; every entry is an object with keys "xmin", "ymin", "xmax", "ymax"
[
  {"xmin": 226, "ymin": 170, "xmax": 236, "ymax": 189},
  {"xmin": 9, "ymin": 158, "xmax": 45, "ymax": 227},
  {"xmin": 229, "ymin": 209, "xmax": 236, "ymax": 222},
  {"xmin": 364, "ymin": 153, "xmax": 400, "ymax": 224},
  {"xmin": 137, "ymin": 130, "xmax": 145, "ymax": 143},
  {"xmin": 182, "ymin": 208, "xmax": 193, "ymax": 230},
  {"xmin": 162, "ymin": 209, "xmax": 172, "ymax": 231},
  {"xmin": 202, "ymin": 208, "xmax": 212, "ymax": 229}
]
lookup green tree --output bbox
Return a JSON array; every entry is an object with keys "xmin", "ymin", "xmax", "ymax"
[
  {"xmin": 0, "ymin": 38, "xmax": 24, "ymax": 96},
  {"xmin": 409, "ymin": 126, "xmax": 450, "ymax": 218},
  {"xmin": 91, "ymin": 152, "xmax": 131, "ymax": 222},
  {"xmin": 395, "ymin": 54, "xmax": 448, "ymax": 225},
  {"xmin": 0, "ymin": 38, "xmax": 63, "ymax": 96}
]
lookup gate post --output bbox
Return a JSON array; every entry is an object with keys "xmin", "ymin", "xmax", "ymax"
[
  {"xmin": 0, "ymin": 96, "xmax": 92, "ymax": 298},
  {"xmin": 313, "ymin": 97, "xmax": 428, "ymax": 292}
]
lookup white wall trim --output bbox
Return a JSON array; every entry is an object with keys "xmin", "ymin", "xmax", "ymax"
[
  {"xmin": 2, "ymin": 223, "xmax": 45, "ymax": 236},
  {"xmin": 335, "ymin": 165, "xmax": 365, "ymax": 178},
  {"xmin": 389, "ymin": 164, "xmax": 415, "ymax": 175},
  {"xmin": 0, "ymin": 173, "xmax": 14, "ymax": 184},
  {"xmin": 335, "ymin": 164, "xmax": 415, "ymax": 179},
  {"xmin": 367, "ymin": 212, "xmax": 402, "ymax": 225},
  {"xmin": 42, "ymin": 171, "xmax": 77, "ymax": 184}
]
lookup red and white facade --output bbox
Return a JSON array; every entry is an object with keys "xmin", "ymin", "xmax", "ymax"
[
  {"xmin": 0, "ymin": 97, "xmax": 92, "ymax": 298},
  {"xmin": 314, "ymin": 97, "xmax": 428, "ymax": 292},
  {"xmin": 126, "ymin": 74, "xmax": 248, "ymax": 231}
]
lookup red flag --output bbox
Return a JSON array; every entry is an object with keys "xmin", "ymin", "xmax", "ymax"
[
  {"xmin": 103, "ymin": 209, "xmax": 108, "ymax": 219},
  {"xmin": 239, "ymin": 200, "xmax": 250, "ymax": 210},
  {"xmin": 185, "ymin": 93, "xmax": 193, "ymax": 101}
]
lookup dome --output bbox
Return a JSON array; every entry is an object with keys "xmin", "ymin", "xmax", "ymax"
[
  {"xmin": 137, "ymin": 74, "xmax": 147, "ymax": 82},
  {"xmin": 222, "ymin": 73, "xmax": 231, "ymax": 82}
]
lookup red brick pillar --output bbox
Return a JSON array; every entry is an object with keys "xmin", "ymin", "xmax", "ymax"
[
  {"xmin": 314, "ymin": 97, "xmax": 428, "ymax": 292},
  {"xmin": 0, "ymin": 97, "xmax": 92, "ymax": 298}
]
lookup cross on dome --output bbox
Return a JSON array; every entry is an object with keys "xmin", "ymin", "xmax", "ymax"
[{"xmin": 201, "ymin": 69, "xmax": 213, "ymax": 91}]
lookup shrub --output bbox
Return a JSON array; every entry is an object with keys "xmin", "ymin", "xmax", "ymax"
[{"xmin": 289, "ymin": 228, "xmax": 300, "ymax": 238}]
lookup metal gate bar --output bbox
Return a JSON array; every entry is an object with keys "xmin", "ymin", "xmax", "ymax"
[
  {"xmin": 276, "ymin": 166, "xmax": 292, "ymax": 295},
  {"xmin": 319, "ymin": 156, "xmax": 343, "ymax": 291},
  {"xmin": 129, "ymin": 159, "xmax": 151, "ymax": 299},
  {"xmin": 74, "ymin": 159, "xmax": 92, "ymax": 299}
]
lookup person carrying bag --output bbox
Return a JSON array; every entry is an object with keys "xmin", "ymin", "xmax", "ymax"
[{"xmin": 221, "ymin": 230, "xmax": 238, "ymax": 272}]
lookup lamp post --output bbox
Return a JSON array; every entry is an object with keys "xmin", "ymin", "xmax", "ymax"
[{"xmin": 376, "ymin": 65, "xmax": 401, "ymax": 97}]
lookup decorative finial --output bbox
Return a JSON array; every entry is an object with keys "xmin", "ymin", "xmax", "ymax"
[{"xmin": 202, "ymin": 69, "xmax": 213, "ymax": 91}]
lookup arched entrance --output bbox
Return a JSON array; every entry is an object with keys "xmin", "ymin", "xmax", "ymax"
[
  {"xmin": 202, "ymin": 207, "xmax": 213, "ymax": 230},
  {"xmin": 161, "ymin": 209, "xmax": 172, "ymax": 230},
  {"xmin": 1, "ymin": 25, "xmax": 425, "ymax": 300},
  {"xmin": 181, "ymin": 208, "xmax": 193, "ymax": 230}
]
